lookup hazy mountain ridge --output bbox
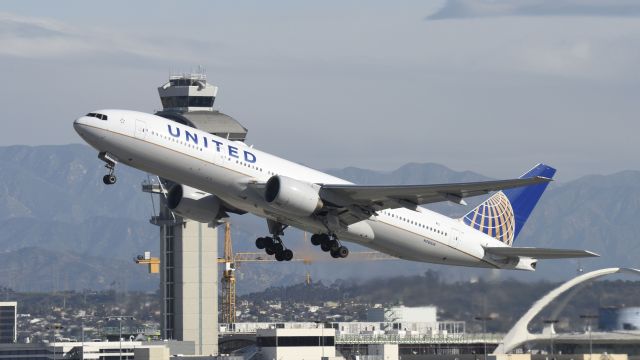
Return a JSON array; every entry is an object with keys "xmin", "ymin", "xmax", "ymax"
[
  {"xmin": 0, "ymin": 144, "xmax": 152, "ymax": 222},
  {"xmin": 0, "ymin": 144, "xmax": 638, "ymax": 292},
  {"xmin": 0, "ymin": 246, "xmax": 156, "ymax": 292}
]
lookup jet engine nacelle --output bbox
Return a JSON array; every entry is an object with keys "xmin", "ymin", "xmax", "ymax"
[
  {"xmin": 264, "ymin": 175, "xmax": 323, "ymax": 216},
  {"xmin": 167, "ymin": 184, "xmax": 222, "ymax": 223},
  {"xmin": 492, "ymin": 255, "xmax": 538, "ymax": 272}
]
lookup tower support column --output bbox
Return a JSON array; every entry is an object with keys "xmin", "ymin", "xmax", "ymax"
[{"xmin": 155, "ymin": 194, "xmax": 218, "ymax": 356}]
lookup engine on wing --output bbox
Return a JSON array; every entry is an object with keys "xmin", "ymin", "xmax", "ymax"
[
  {"xmin": 167, "ymin": 184, "xmax": 222, "ymax": 223},
  {"xmin": 264, "ymin": 175, "xmax": 323, "ymax": 216}
]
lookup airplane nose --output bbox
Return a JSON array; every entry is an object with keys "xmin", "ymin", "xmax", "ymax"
[
  {"xmin": 73, "ymin": 116, "xmax": 88, "ymax": 134},
  {"xmin": 73, "ymin": 118, "xmax": 81, "ymax": 132}
]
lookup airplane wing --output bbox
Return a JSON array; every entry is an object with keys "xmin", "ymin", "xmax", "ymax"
[
  {"xmin": 484, "ymin": 247, "xmax": 600, "ymax": 259},
  {"xmin": 318, "ymin": 176, "xmax": 551, "ymax": 225}
]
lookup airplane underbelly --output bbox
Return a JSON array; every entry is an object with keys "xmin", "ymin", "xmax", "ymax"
[{"xmin": 365, "ymin": 220, "xmax": 481, "ymax": 266}]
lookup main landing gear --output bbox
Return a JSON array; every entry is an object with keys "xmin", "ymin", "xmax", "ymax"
[
  {"xmin": 255, "ymin": 236, "xmax": 293, "ymax": 262},
  {"xmin": 310, "ymin": 233, "xmax": 349, "ymax": 259},
  {"xmin": 255, "ymin": 220, "xmax": 294, "ymax": 262},
  {"xmin": 99, "ymin": 151, "xmax": 118, "ymax": 185}
]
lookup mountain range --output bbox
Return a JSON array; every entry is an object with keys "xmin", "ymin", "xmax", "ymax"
[{"xmin": 0, "ymin": 144, "xmax": 638, "ymax": 293}]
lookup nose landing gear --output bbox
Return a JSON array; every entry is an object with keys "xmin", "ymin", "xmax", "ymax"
[
  {"xmin": 310, "ymin": 233, "xmax": 349, "ymax": 259},
  {"xmin": 99, "ymin": 152, "xmax": 118, "ymax": 185}
]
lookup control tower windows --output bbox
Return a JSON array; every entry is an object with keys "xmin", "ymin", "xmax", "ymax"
[
  {"xmin": 169, "ymin": 78, "xmax": 203, "ymax": 86},
  {"xmin": 161, "ymin": 96, "xmax": 214, "ymax": 109},
  {"xmin": 189, "ymin": 96, "xmax": 214, "ymax": 107}
]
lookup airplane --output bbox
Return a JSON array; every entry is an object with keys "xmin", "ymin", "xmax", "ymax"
[{"xmin": 73, "ymin": 109, "xmax": 598, "ymax": 271}]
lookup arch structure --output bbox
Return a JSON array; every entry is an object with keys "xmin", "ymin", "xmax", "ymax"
[{"xmin": 494, "ymin": 267, "xmax": 640, "ymax": 354}]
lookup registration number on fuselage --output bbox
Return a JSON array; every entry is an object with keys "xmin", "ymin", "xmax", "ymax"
[{"xmin": 423, "ymin": 239, "xmax": 436, "ymax": 247}]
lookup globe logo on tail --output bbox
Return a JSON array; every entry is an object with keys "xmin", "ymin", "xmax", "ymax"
[{"xmin": 462, "ymin": 191, "xmax": 515, "ymax": 246}]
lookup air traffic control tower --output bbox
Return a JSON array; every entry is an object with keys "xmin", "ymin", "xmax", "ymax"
[{"xmin": 143, "ymin": 73, "xmax": 247, "ymax": 356}]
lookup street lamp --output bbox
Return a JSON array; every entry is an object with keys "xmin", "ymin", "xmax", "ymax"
[
  {"xmin": 45, "ymin": 324, "xmax": 64, "ymax": 360},
  {"xmin": 105, "ymin": 316, "xmax": 135, "ymax": 360},
  {"xmin": 474, "ymin": 316, "xmax": 494, "ymax": 360},
  {"xmin": 314, "ymin": 320, "xmax": 327, "ymax": 358},
  {"xmin": 580, "ymin": 314, "xmax": 599, "ymax": 360},
  {"xmin": 79, "ymin": 315, "xmax": 94, "ymax": 360},
  {"xmin": 543, "ymin": 319, "xmax": 559, "ymax": 357}
]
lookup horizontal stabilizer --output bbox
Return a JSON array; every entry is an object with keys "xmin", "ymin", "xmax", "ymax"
[{"xmin": 484, "ymin": 246, "xmax": 599, "ymax": 259}]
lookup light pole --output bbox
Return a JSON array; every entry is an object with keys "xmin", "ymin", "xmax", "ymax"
[
  {"xmin": 474, "ymin": 316, "xmax": 493, "ymax": 360},
  {"xmin": 81, "ymin": 317, "xmax": 84, "ymax": 360},
  {"xmin": 314, "ymin": 320, "xmax": 326, "ymax": 358},
  {"xmin": 543, "ymin": 319, "xmax": 559, "ymax": 357},
  {"xmin": 79, "ymin": 315, "xmax": 93, "ymax": 360},
  {"xmin": 105, "ymin": 316, "xmax": 135, "ymax": 360},
  {"xmin": 46, "ymin": 324, "xmax": 64, "ymax": 360},
  {"xmin": 580, "ymin": 314, "xmax": 598, "ymax": 360}
]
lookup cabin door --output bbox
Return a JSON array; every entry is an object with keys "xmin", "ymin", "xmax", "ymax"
[{"xmin": 135, "ymin": 120, "xmax": 147, "ymax": 139}]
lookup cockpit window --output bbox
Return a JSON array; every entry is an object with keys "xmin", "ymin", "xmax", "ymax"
[{"xmin": 86, "ymin": 113, "xmax": 108, "ymax": 120}]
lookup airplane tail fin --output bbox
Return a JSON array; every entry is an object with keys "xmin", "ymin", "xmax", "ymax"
[{"xmin": 460, "ymin": 164, "xmax": 556, "ymax": 246}]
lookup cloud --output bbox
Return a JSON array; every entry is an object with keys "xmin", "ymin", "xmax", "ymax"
[
  {"xmin": 427, "ymin": 0, "xmax": 640, "ymax": 20},
  {"xmin": 0, "ymin": 12, "xmax": 202, "ymax": 63}
]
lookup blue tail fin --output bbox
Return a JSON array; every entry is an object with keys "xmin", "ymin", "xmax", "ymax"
[{"xmin": 460, "ymin": 164, "xmax": 556, "ymax": 246}]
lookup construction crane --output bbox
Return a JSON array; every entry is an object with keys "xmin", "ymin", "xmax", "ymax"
[
  {"xmin": 220, "ymin": 223, "xmax": 236, "ymax": 324},
  {"xmin": 134, "ymin": 251, "xmax": 160, "ymax": 274},
  {"xmin": 218, "ymin": 223, "xmax": 311, "ymax": 323}
]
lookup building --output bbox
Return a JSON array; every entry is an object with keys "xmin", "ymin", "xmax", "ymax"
[
  {"xmin": 256, "ymin": 326, "xmax": 337, "ymax": 360},
  {"xmin": 221, "ymin": 321, "xmax": 468, "ymax": 358},
  {"xmin": 599, "ymin": 306, "xmax": 640, "ymax": 331},
  {"xmin": 0, "ymin": 340, "xmax": 194, "ymax": 360},
  {"xmin": 0, "ymin": 302, "xmax": 16, "ymax": 344},
  {"xmin": 367, "ymin": 305, "xmax": 437, "ymax": 324}
]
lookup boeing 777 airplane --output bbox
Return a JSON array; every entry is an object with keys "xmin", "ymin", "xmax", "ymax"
[{"xmin": 73, "ymin": 109, "xmax": 598, "ymax": 270}]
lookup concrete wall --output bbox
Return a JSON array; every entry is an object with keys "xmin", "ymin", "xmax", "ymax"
[
  {"xmin": 257, "ymin": 328, "xmax": 336, "ymax": 360},
  {"xmin": 368, "ymin": 343, "xmax": 399, "ymax": 360},
  {"xmin": 134, "ymin": 346, "xmax": 170, "ymax": 360},
  {"xmin": 173, "ymin": 220, "xmax": 218, "ymax": 356}
]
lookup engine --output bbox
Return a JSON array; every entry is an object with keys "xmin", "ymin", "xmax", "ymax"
[
  {"xmin": 264, "ymin": 175, "xmax": 323, "ymax": 216},
  {"xmin": 167, "ymin": 184, "xmax": 222, "ymax": 223}
]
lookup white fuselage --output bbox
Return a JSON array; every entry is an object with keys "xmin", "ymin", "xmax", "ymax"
[{"xmin": 74, "ymin": 109, "xmax": 519, "ymax": 270}]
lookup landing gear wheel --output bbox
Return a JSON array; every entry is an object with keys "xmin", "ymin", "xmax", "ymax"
[
  {"xmin": 311, "ymin": 234, "xmax": 322, "ymax": 246},
  {"xmin": 273, "ymin": 242, "xmax": 284, "ymax": 254},
  {"xmin": 255, "ymin": 237, "xmax": 266, "ymax": 249},
  {"xmin": 99, "ymin": 152, "xmax": 118, "ymax": 185},
  {"xmin": 330, "ymin": 248, "xmax": 341, "ymax": 258},
  {"xmin": 266, "ymin": 247, "xmax": 275, "ymax": 255},
  {"xmin": 337, "ymin": 246, "xmax": 349, "ymax": 258},
  {"xmin": 103, "ymin": 174, "xmax": 117, "ymax": 185},
  {"xmin": 328, "ymin": 240, "xmax": 340, "ymax": 253},
  {"xmin": 320, "ymin": 240, "xmax": 332, "ymax": 252},
  {"xmin": 275, "ymin": 251, "xmax": 285, "ymax": 262},
  {"xmin": 283, "ymin": 249, "xmax": 294, "ymax": 261}
]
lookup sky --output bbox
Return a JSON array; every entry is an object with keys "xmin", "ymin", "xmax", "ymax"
[{"xmin": 1, "ymin": 0, "xmax": 640, "ymax": 181}]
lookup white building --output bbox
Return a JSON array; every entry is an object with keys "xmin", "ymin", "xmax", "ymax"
[
  {"xmin": 367, "ymin": 305, "xmax": 437, "ymax": 324},
  {"xmin": 256, "ymin": 327, "xmax": 338, "ymax": 360}
]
